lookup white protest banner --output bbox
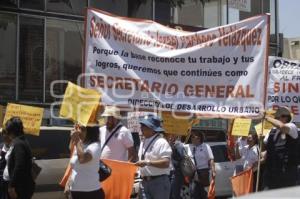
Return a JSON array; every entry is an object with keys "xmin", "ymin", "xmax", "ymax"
[
  {"xmin": 83, "ymin": 8, "xmax": 270, "ymax": 119},
  {"xmin": 267, "ymin": 56, "xmax": 300, "ymax": 123}
]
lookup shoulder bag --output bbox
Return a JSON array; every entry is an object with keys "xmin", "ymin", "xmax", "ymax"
[
  {"xmin": 31, "ymin": 159, "xmax": 42, "ymax": 181},
  {"xmin": 180, "ymin": 147, "xmax": 196, "ymax": 177},
  {"xmin": 98, "ymin": 125, "xmax": 122, "ymax": 182}
]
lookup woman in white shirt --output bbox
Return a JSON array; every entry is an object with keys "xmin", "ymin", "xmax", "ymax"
[
  {"xmin": 235, "ymin": 133, "xmax": 259, "ymax": 190},
  {"xmin": 235, "ymin": 133, "xmax": 259, "ymax": 171},
  {"xmin": 64, "ymin": 125, "xmax": 103, "ymax": 199},
  {"xmin": 185, "ymin": 130, "xmax": 216, "ymax": 199}
]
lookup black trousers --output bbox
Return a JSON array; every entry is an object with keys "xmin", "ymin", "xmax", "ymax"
[
  {"xmin": 71, "ymin": 188, "xmax": 105, "ymax": 199},
  {"xmin": 0, "ymin": 180, "xmax": 9, "ymax": 199},
  {"xmin": 170, "ymin": 170, "xmax": 184, "ymax": 199},
  {"xmin": 264, "ymin": 166, "xmax": 298, "ymax": 190},
  {"xmin": 1, "ymin": 181, "xmax": 34, "ymax": 199},
  {"xmin": 192, "ymin": 181, "xmax": 207, "ymax": 199}
]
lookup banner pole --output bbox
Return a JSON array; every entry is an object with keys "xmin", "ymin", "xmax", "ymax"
[{"xmin": 255, "ymin": 116, "xmax": 265, "ymax": 192}]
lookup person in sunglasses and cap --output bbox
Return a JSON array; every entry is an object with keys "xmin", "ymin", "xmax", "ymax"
[
  {"xmin": 263, "ymin": 106, "xmax": 299, "ymax": 189},
  {"xmin": 135, "ymin": 114, "xmax": 172, "ymax": 199}
]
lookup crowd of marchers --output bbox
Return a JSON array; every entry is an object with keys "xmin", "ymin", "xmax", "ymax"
[{"xmin": 0, "ymin": 106, "xmax": 299, "ymax": 199}]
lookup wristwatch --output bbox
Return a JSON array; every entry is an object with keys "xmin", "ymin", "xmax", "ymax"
[{"xmin": 146, "ymin": 160, "xmax": 151, "ymax": 166}]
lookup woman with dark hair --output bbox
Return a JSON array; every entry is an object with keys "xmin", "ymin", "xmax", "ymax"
[
  {"xmin": 235, "ymin": 133, "xmax": 259, "ymax": 171},
  {"xmin": 184, "ymin": 129, "xmax": 216, "ymax": 199},
  {"xmin": 4, "ymin": 117, "xmax": 35, "ymax": 199},
  {"xmin": 64, "ymin": 124, "xmax": 104, "ymax": 199},
  {"xmin": 235, "ymin": 133, "xmax": 259, "ymax": 190}
]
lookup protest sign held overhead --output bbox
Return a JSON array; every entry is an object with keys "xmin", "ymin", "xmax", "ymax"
[
  {"xmin": 59, "ymin": 81, "xmax": 101, "ymax": 126},
  {"xmin": 127, "ymin": 112, "xmax": 154, "ymax": 134},
  {"xmin": 84, "ymin": 8, "xmax": 270, "ymax": 118},
  {"xmin": 267, "ymin": 56, "xmax": 300, "ymax": 123},
  {"xmin": 3, "ymin": 103, "xmax": 44, "ymax": 136},
  {"xmin": 231, "ymin": 118, "xmax": 252, "ymax": 137},
  {"xmin": 162, "ymin": 112, "xmax": 192, "ymax": 136},
  {"xmin": 254, "ymin": 122, "xmax": 272, "ymax": 136}
]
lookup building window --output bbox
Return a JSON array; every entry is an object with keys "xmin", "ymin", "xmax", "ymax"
[
  {"xmin": 19, "ymin": 16, "xmax": 44, "ymax": 102},
  {"xmin": 204, "ymin": 0, "xmax": 220, "ymax": 28},
  {"xmin": 175, "ymin": 0, "xmax": 204, "ymax": 27},
  {"xmin": 155, "ymin": 1, "xmax": 170, "ymax": 23},
  {"xmin": 0, "ymin": 0, "xmax": 17, "ymax": 8},
  {"xmin": 0, "ymin": 13, "xmax": 17, "ymax": 102},
  {"xmin": 46, "ymin": 0, "xmax": 87, "ymax": 15},
  {"xmin": 46, "ymin": 19, "xmax": 83, "ymax": 102},
  {"xmin": 89, "ymin": 0, "xmax": 127, "ymax": 16},
  {"xmin": 20, "ymin": 0, "xmax": 45, "ymax": 10}
]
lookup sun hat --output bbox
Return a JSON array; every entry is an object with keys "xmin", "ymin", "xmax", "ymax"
[
  {"xmin": 275, "ymin": 106, "xmax": 293, "ymax": 122},
  {"xmin": 101, "ymin": 106, "xmax": 122, "ymax": 118},
  {"xmin": 139, "ymin": 114, "xmax": 164, "ymax": 133}
]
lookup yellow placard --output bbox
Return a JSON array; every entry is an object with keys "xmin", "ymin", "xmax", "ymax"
[
  {"xmin": 231, "ymin": 118, "xmax": 252, "ymax": 136},
  {"xmin": 263, "ymin": 120, "xmax": 273, "ymax": 130},
  {"xmin": 254, "ymin": 122, "xmax": 271, "ymax": 136},
  {"xmin": 0, "ymin": 105, "xmax": 4, "ymax": 128},
  {"xmin": 162, "ymin": 112, "xmax": 191, "ymax": 136},
  {"xmin": 264, "ymin": 109, "xmax": 275, "ymax": 130},
  {"xmin": 3, "ymin": 103, "xmax": 44, "ymax": 136},
  {"xmin": 59, "ymin": 82, "xmax": 101, "ymax": 126},
  {"xmin": 266, "ymin": 109, "xmax": 276, "ymax": 117}
]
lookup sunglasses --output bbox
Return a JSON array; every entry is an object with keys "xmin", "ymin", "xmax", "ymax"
[
  {"xmin": 191, "ymin": 134, "xmax": 200, "ymax": 138},
  {"xmin": 280, "ymin": 115, "xmax": 290, "ymax": 118}
]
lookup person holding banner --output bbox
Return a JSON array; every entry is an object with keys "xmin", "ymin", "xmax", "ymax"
[
  {"xmin": 99, "ymin": 106, "xmax": 136, "ymax": 162},
  {"xmin": 185, "ymin": 129, "xmax": 216, "ymax": 199},
  {"xmin": 135, "ymin": 115, "xmax": 172, "ymax": 199},
  {"xmin": 234, "ymin": 133, "xmax": 259, "ymax": 189},
  {"xmin": 235, "ymin": 133, "xmax": 259, "ymax": 171},
  {"xmin": 3, "ymin": 117, "xmax": 35, "ymax": 199},
  {"xmin": 237, "ymin": 136, "xmax": 248, "ymax": 153},
  {"xmin": 263, "ymin": 106, "xmax": 299, "ymax": 189},
  {"xmin": 64, "ymin": 124, "xmax": 104, "ymax": 199}
]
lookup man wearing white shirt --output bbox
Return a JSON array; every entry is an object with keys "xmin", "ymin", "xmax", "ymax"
[
  {"xmin": 135, "ymin": 115, "xmax": 172, "ymax": 199},
  {"xmin": 99, "ymin": 106, "xmax": 136, "ymax": 162},
  {"xmin": 264, "ymin": 106, "xmax": 299, "ymax": 189}
]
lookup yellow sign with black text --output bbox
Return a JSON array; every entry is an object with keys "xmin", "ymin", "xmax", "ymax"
[
  {"xmin": 3, "ymin": 103, "xmax": 44, "ymax": 136},
  {"xmin": 232, "ymin": 118, "xmax": 252, "ymax": 136},
  {"xmin": 59, "ymin": 82, "xmax": 101, "ymax": 126}
]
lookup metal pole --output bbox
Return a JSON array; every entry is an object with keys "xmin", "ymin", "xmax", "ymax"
[
  {"xmin": 275, "ymin": 0, "xmax": 280, "ymax": 56},
  {"xmin": 16, "ymin": 14, "xmax": 20, "ymax": 101},
  {"xmin": 226, "ymin": 0, "xmax": 229, "ymax": 24},
  {"xmin": 152, "ymin": 0, "xmax": 155, "ymax": 21}
]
